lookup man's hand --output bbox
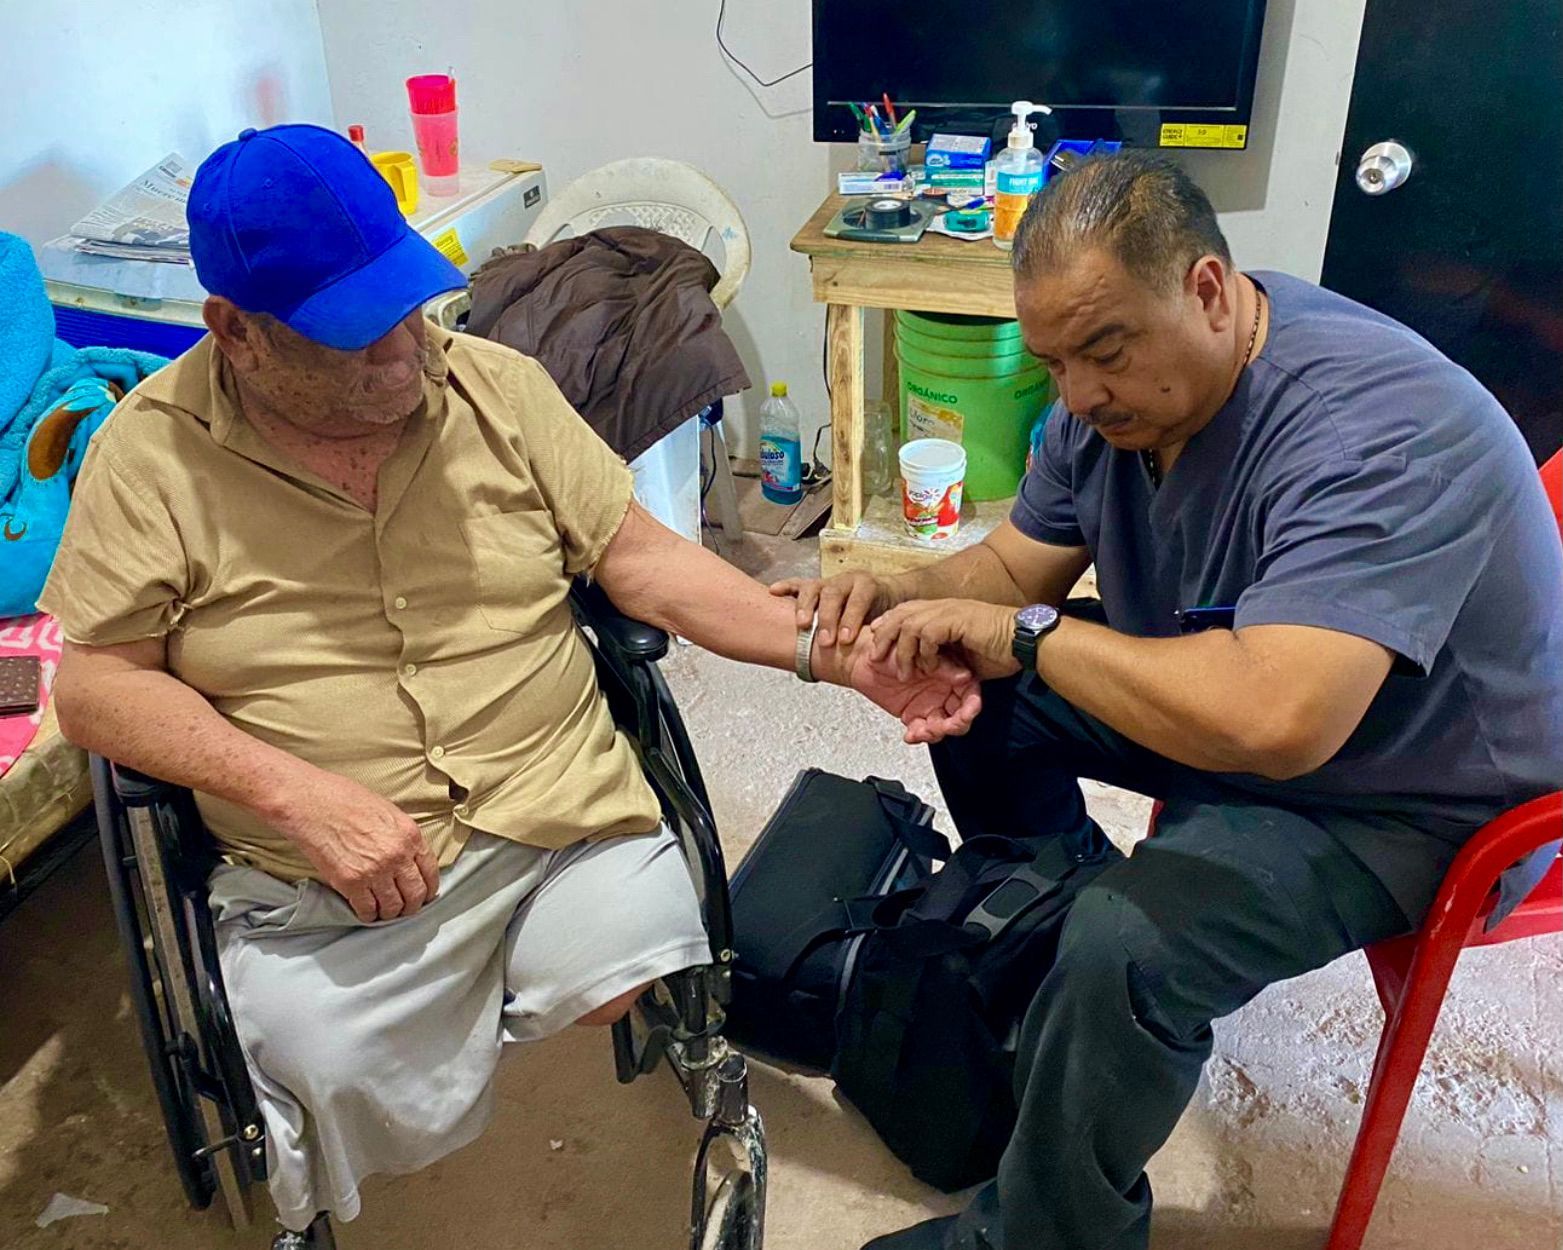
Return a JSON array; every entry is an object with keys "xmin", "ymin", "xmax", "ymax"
[
  {"xmin": 770, "ymin": 570, "xmax": 895, "ymax": 647},
  {"xmin": 269, "ymin": 771, "xmax": 440, "ymax": 923},
  {"xmin": 811, "ymin": 636, "xmax": 983, "ymax": 745},
  {"xmin": 870, "ymin": 599, "xmax": 1021, "ymax": 683}
]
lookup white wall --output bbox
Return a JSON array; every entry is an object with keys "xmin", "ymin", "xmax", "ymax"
[
  {"xmin": 317, "ymin": 0, "xmax": 831, "ymax": 460},
  {"xmin": 1180, "ymin": 0, "xmax": 1368, "ymax": 279},
  {"xmin": 330, "ymin": 0, "xmax": 1366, "ymax": 458},
  {"xmin": 0, "ymin": 0, "xmax": 334, "ymax": 248}
]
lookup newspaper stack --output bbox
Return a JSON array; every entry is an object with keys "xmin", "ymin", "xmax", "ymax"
[{"xmin": 68, "ymin": 153, "xmax": 194, "ymax": 265}]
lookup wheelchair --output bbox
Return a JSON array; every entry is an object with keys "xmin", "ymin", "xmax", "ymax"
[{"xmin": 90, "ymin": 582, "xmax": 766, "ymax": 1249}]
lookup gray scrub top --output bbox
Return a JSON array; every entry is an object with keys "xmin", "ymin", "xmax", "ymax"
[{"xmin": 1013, "ymin": 271, "xmax": 1562, "ymax": 915}]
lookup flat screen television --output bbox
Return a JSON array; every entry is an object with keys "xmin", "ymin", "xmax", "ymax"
[{"xmin": 813, "ymin": 1, "xmax": 1269, "ymax": 151}]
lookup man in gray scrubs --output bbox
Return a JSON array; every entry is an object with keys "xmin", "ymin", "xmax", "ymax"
[{"xmin": 777, "ymin": 152, "xmax": 1563, "ymax": 1250}]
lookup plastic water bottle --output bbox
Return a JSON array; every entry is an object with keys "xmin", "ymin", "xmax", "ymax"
[{"xmin": 760, "ymin": 382, "xmax": 804, "ymax": 504}]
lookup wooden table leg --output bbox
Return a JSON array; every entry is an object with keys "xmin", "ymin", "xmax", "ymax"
[{"xmin": 827, "ymin": 302, "xmax": 865, "ymax": 531}]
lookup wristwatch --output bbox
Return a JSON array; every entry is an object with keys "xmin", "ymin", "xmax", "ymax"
[{"xmin": 1012, "ymin": 603, "xmax": 1062, "ymax": 670}]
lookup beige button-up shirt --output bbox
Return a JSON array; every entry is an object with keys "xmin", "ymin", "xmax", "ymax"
[{"xmin": 39, "ymin": 325, "xmax": 662, "ymax": 881}]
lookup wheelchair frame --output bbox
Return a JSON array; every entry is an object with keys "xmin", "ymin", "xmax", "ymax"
[{"xmin": 91, "ymin": 582, "xmax": 766, "ymax": 1249}]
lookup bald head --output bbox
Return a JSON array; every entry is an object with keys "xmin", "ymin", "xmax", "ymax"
[{"xmin": 1012, "ymin": 151, "xmax": 1233, "ymax": 295}]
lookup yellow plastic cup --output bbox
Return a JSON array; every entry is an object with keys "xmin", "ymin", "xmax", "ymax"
[{"xmin": 370, "ymin": 151, "xmax": 419, "ymax": 216}]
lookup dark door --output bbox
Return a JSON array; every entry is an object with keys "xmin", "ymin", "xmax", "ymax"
[{"xmin": 1321, "ymin": 3, "xmax": 1563, "ymax": 463}]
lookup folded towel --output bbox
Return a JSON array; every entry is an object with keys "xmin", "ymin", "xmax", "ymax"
[{"xmin": 0, "ymin": 233, "xmax": 58, "ymax": 472}]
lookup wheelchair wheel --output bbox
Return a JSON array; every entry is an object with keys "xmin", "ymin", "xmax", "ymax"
[{"xmin": 698, "ymin": 1170, "xmax": 758, "ymax": 1250}]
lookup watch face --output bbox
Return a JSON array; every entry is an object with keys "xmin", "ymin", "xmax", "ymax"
[{"xmin": 1017, "ymin": 603, "xmax": 1060, "ymax": 633}]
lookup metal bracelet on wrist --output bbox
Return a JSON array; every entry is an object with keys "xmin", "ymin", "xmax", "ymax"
[{"xmin": 795, "ymin": 612, "xmax": 821, "ymax": 683}]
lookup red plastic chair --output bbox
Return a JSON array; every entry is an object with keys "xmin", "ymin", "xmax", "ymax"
[
  {"xmin": 1326, "ymin": 796, "xmax": 1561, "ymax": 1248},
  {"xmin": 1145, "ymin": 450, "xmax": 1563, "ymax": 1249},
  {"xmin": 1324, "ymin": 448, "xmax": 1563, "ymax": 1249}
]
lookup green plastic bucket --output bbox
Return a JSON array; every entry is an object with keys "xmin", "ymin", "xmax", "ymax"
[
  {"xmin": 895, "ymin": 312, "xmax": 1053, "ymax": 500},
  {"xmin": 895, "ymin": 321, "xmax": 1033, "ymax": 363}
]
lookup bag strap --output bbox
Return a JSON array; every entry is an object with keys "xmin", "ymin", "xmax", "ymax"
[
  {"xmin": 960, "ymin": 859, "xmax": 1069, "ymax": 941},
  {"xmin": 862, "ymin": 837, "xmax": 1037, "ymax": 960},
  {"xmin": 868, "ymin": 777, "xmax": 952, "ymax": 866},
  {"xmin": 777, "ymin": 894, "xmax": 889, "ymax": 987},
  {"xmin": 903, "ymin": 835, "xmax": 1032, "ymax": 925},
  {"xmin": 959, "ymin": 834, "xmax": 1095, "ymax": 942}
]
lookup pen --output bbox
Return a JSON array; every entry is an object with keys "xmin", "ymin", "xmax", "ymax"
[
  {"xmin": 1174, "ymin": 606, "xmax": 1237, "ymax": 634},
  {"xmin": 882, "ymin": 92, "xmax": 898, "ymax": 127}
]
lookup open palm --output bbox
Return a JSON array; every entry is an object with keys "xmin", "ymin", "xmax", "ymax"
[{"xmin": 846, "ymin": 646, "xmax": 983, "ymax": 745}]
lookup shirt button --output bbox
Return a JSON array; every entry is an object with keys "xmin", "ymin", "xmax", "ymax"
[
  {"xmin": 402, "ymin": 663, "xmax": 417, "ymax": 677},
  {"xmin": 430, "ymin": 745, "xmax": 446, "ymax": 761},
  {"xmin": 454, "ymin": 803, "xmax": 471, "ymax": 819},
  {"xmin": 393, "ymin": 596, "xmax": 408, "ymax": 610}
]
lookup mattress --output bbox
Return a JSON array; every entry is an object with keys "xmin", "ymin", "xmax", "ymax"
[{"xmin": 0, "ymin": 700, "xmax": 91, "ymax": 885}]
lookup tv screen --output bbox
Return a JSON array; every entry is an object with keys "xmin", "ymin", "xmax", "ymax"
[{"xmin": 813, "ymin": 1, "xmax": 1268, "ymax": 149}]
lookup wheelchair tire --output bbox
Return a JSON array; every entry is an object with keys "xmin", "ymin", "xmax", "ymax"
[{"xmin": 698, "ymin": 1170, "xmax": 758, "ymax": 1250}]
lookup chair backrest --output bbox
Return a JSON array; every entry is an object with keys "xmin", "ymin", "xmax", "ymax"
[
  {"xmin": 520, "ymin": 157, "xmax": 751, "ymax": 310},
  {"xmin": 1541, "ymin": 449, "xmax": 1562, "ymax": 535}
]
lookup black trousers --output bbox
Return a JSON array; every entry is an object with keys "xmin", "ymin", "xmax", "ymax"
[{"xmin": 928, "ymin": 675, "xmax": 1459, "ymax": 1250}]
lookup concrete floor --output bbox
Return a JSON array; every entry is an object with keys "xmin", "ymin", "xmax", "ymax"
[{"xmin": 1, "ymin": 532, "xmax": 1558, "ymax": 1249}]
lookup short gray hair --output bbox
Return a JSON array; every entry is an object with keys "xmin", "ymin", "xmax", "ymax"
[{"xmin": 1011, "ymin": 150, "xmax": 1233, "ymax": 292}]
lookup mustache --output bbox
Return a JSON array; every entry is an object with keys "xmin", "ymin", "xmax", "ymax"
[{"xmin": 1077, "ymin": 408, "xmax": 1135, "ymax": 428}]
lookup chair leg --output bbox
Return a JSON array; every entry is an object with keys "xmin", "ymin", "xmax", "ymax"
[
  {"xmin": 1325, "ymin": 937, "xmax": 1467, "ymax": 1250},
  {"xmin": 1364, "ymin": 935, "xmax": 1415, "ymax": 1016}
]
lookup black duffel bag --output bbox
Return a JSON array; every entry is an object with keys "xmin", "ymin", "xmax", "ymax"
[
  {"xmin": 726, "ymin": 769, "xmax": 1125, "ymax": 1192},
  {"xmin": 725, "ymin": 769, "xmax": 949, "ymax": 1071}
]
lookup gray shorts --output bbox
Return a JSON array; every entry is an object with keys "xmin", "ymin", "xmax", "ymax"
[{"xmin": 208, "ymin": 827, "xmax": 710, "ymax": 1231}]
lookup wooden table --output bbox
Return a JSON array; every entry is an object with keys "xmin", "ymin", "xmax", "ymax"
[{"xmin": 791, "ymin": 194, "xmax": 1021, "ymax": 575}]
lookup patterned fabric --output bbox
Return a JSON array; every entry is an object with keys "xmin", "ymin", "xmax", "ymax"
[{"xmin": 0, "ymin": 613, "xmax": 63, "ymax": 777}]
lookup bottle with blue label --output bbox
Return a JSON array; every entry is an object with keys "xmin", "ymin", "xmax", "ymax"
[
  {"xmin": 759, "ymin": 381, "xmax": 804, "ymax": 504},
  {"xmin": 994, "ymin": 100, "xmax": 1049, "ymax": 251}
]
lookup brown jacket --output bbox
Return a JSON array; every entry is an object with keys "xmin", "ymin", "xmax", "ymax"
[{"xmin": 467, "ymin": 226, "xmax": 750, "ymax": 461}]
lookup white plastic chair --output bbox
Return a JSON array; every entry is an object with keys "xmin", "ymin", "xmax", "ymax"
[
  {"xmin": 521, "ymin": 157, "xmax": 750, "ymax": 311},
  {"xmin": 432, "ymin": 158, "xmax": 750, "ymax": 545}
]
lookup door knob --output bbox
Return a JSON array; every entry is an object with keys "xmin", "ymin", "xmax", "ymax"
[{"xmin": 1356, "ymin": 141, "xmax": 1414, "ymax": 195}]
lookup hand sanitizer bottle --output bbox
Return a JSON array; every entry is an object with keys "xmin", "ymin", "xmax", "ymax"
[{"xmin": 994, "ymin": 100, "xmax": 1051, "ymax": 251}]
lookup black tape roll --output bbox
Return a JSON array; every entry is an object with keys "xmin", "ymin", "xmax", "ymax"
[{"xmin": 864, "ymin": 198, "xmax": 913, "ymax": 230}]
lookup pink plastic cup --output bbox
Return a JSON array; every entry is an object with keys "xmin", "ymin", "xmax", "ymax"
[{"xmin": 406, "ymin": 75, "xmax": 459, "ymax": 196}]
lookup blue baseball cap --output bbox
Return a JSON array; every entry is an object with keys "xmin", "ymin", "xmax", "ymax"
[{"xmin": 188, "ymin": 123, "xmax": 465, "ymax": 351}]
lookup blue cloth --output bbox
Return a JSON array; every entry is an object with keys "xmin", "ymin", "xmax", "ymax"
[
  {"xmin": 1013, "ymin": 271, "xmax": 1563, "ymax": 922},
  {"xmin": 0, "ymin": 232, "xmax": 167, "ymax": 617},
  {"xmin": 0, "ymin": 233, "xmax": 60, "ymax": 471}
]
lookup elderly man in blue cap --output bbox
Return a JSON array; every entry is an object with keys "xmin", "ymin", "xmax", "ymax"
[{"xmin": 41, "ymin": 124, "xmax": 980, "ymax": 1246}]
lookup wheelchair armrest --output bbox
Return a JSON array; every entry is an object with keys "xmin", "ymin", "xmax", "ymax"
[
  {"xmin": 571, "ymin": 580, "xmax": 669, "ymax": 664},
  {"xmin": 108, "ymin": 761, "xmax": 186, "ymax": 807}
]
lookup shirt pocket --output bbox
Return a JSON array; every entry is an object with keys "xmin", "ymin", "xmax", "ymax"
[{"xmin": 461, "ymin": 510, "xmax": 566, "ymax": 635}]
